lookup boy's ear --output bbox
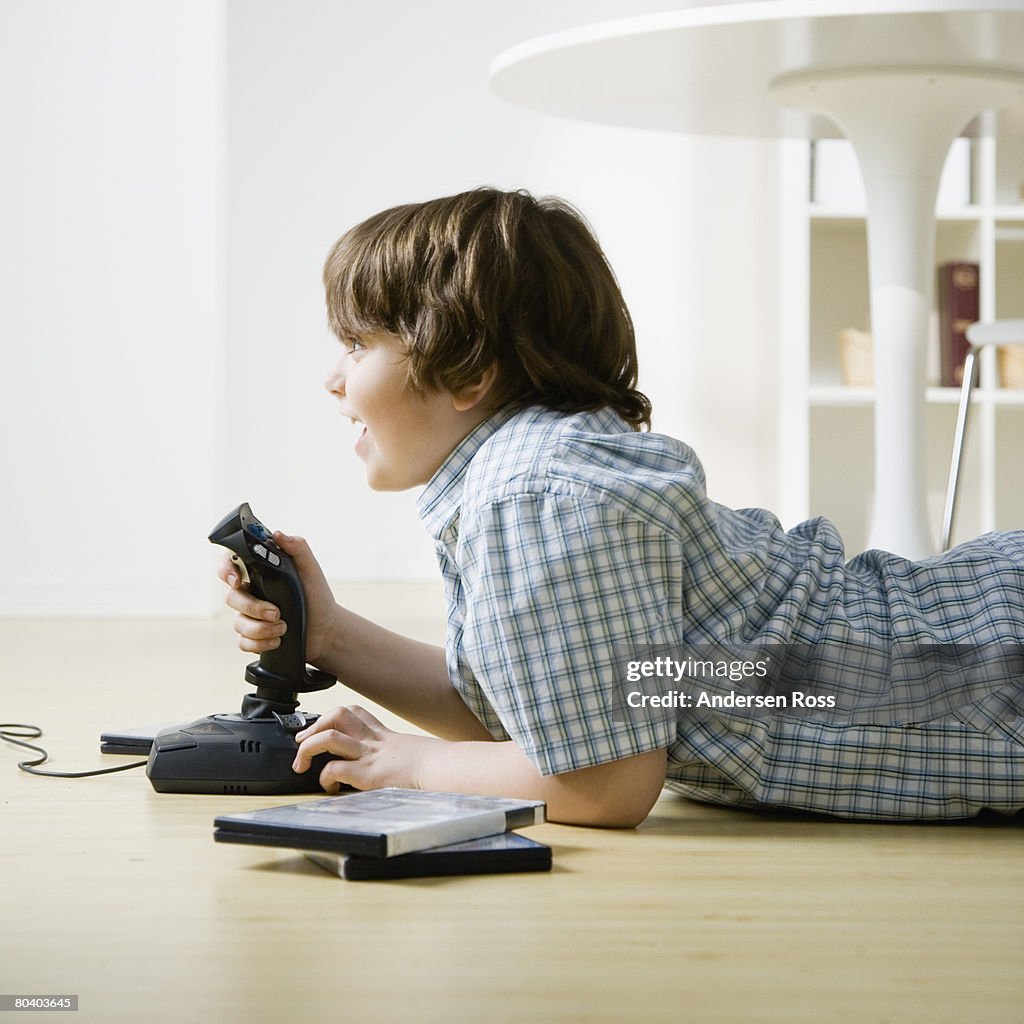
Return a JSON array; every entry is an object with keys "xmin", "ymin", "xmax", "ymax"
[{"xmin": 451, "ymin": 363, "xmax": 497, "ymax": 413}]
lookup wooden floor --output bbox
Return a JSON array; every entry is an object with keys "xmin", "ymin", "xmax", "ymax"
[{"xmin": 1, "ymin": 584, "xmax": 1022, "ymax": 1024}]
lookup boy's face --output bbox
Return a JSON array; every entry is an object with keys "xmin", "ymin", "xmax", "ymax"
[{"xmin": 324, "ymin": 330, "xmax": 488, "ymax": 491}]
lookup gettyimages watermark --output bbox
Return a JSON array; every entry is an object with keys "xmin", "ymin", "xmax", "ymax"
[{"xmin": 610, "ymin": 642, "xmax": 1024, "ymax": 725}]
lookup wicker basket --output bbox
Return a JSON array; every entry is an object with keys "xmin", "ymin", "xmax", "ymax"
[
  {"xmin": 998, "ymin": 345, "xmax": 1024, "ymax": 389},
  {"xmin": 838, "ymin": 328, "xmax": 874, "ymax": 387}
]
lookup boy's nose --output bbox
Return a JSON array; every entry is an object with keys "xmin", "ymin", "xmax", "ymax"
[{"xmin": 324, "ymin": 359, "xmax": 346, "ymax": 396}]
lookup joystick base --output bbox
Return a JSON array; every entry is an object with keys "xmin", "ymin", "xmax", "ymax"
[
  {"xmin": 147, "ymin": 503, "xmax": 343, "ymax": 795},
  {"xmin": 146, "ymin": 711, "xmax": 335, "ymax": 795}
]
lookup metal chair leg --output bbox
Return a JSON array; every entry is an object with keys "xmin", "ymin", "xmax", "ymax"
[
  {"xmin": 940, "ymin": 320, "xmax": 1024, "ymax": 551},
  {"xmin": 940, "ymin": 346, "xmax": 980, "ymax": 551}
]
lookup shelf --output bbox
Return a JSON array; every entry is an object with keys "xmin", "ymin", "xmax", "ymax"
[
  {"xmin": 810, "ymin": 205, "xmax": 985, "ymax": 221},
  {"xmin": 789, "ymin": 127, "xmax": 1024, "ymax": 552},
  {"xmin": 809, "ymin": 385, "xmax": 1024, "ymax": 407},
  {"xmin": 810, "ymin": 204, "xmax": 1024, "ymax": 224},
  {"xmin": 807, "ymin": 205, "xmax": 1024, "ymax": 224}
]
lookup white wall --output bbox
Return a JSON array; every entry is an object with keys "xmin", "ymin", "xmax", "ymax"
[
  {"xmin": 0, "ymin": 0, "xmax": 784, "ymax": 615},
  {"xmin": 0, "ymin": 0, "xmax": 225, "ymax": 615},
  {"xmin": 222, "ymin": 0, "xmax": 785, "ymax": 586}
]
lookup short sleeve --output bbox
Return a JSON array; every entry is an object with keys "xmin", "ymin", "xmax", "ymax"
[{"xmin": 456, "ymin": 490, "xmax": 679, "ymax": 775}]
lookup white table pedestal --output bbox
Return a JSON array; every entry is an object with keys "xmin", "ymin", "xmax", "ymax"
[
  {"xmin": 771, "ymin": 67, "xmax": 1024, "ymax": 558},
  {"xmin": 490, "ymin": 4, "xmax": 1024, "ymax": 558}
]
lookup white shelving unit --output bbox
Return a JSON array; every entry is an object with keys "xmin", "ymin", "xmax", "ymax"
[{"xmin": 779, "ymin": 127, "xmax": 1024, "ymax": 555}]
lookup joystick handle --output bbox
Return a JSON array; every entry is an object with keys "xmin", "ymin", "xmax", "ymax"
[{"xmin": 209, "ymin": 503, "xmax": 336, "ymax": 701}]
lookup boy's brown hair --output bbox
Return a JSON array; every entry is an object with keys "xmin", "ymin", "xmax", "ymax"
[{"xmin": 322, "ymin": 188, "xmax": 651, "ymax": 430}]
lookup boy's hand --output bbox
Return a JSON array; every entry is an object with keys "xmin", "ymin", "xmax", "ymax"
[
  {"xmin": 291, "ymin": 705, "xmax": 439, "ymax": 793},
  {"xmin": 218, "ymin": 531, "xmax": 338, "ymax": 667},
  {"xmin": 292, "ymin": 706, "xmax": 666, "ymax": 827}
]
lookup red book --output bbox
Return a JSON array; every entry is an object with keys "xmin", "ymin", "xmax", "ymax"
[{"xmin": 937, "ymin": 262, "xmax": 979, "ymax": 387}]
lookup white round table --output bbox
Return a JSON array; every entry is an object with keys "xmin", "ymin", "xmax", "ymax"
[{"xmin": 491, "ymin": 0, "xmax": 1024, "ymax": 558}]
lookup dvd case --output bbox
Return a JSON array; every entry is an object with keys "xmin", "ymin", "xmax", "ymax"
[
  {"xmin": 213, "ymin": 788, "xmax": 546, "ymax": 858},
  {"xmin": 305, "ymin": 832, "xmax": 552, "ymax": 880}
]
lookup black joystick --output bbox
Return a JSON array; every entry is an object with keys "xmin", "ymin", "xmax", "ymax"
[{"xmin": 147, "ymin": 503, "xmax": 338, "ymax": 794}]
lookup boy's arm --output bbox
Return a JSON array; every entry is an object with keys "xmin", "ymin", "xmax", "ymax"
[
  {"xmin": 315, "ymin": 607, "xmax": 494, "ymax": 742},
  {"xmin": 221, "ymin": 533, "xmax": 491, "ymax": 743},
  {"xmin": 292, "ymin": 705, "xmax": 668, "ymax": 828}
]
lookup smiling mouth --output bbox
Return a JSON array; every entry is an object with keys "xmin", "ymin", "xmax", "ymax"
[{"xmin": 352, "ymin": 419, "xmax": 367, "ymax": 451}]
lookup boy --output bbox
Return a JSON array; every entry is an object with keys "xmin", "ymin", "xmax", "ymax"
[{"xmin": 221, "ymin": 187, "xmax": 1024, "ymax": 827}]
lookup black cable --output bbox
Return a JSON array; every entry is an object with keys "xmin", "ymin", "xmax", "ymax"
[{"xmin": 1, "ymin": 723, "xmax": 148, "ymax": 778}]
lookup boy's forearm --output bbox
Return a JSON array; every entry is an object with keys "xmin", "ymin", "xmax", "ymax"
[
  {"xmin": 416, "ymin": 739, "xmax": 667, "ymax": 828},
  {"xmin": 317, "ymin": 605, "xmax": 491, "ymax": 742}
]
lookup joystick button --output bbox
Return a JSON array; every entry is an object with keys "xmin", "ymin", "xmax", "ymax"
[
  {"xmin": 273, "ymin": 711, "xmax": 312, "ymax": 734},
  {"xmin": 245, "ymin": 522, "xmax": 271, "ymax": 541}
]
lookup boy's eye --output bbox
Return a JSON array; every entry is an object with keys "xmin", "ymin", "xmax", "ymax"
[{"xmin": 344, "ymin": 337, "xmax": 366, "ymax": 354}]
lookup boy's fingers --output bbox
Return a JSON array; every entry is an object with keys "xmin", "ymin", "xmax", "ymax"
[
  {"xmin": 237, "ymin": 635, "xmax": 278, "ymax": 655},
  {"xmin": 292, "ymin": 729, "xmax": 362, "ymax": 772},
  {"xmin": 217, "ymin": 556, "xmax": 240, "ymax": 586},
  {"xmin": 344, "ymin": 705, "xmax": 384, "ymax": 732},
  {"xmin": 294, "ymin": 717, "xmax": 334, "ymax": 744},
  {"xmin": 318, "ymin": 761, "xmax": 355, "ymax": 794},
  {"xmin": 273, "ymin": 532, "xmax": 329, "ymax": 586},
  {"xmin": 232, "ymin": 612, "xmax": 286, "ymax": 641},
  {"xmin": 224, "ymin": 585, "xmax": 281, "ymax": 623},
  {"xmin": 296, "ymin": 706, "xmax": 370, "ymax": 743},
  {"xmin": 273, "ymin": 531, "xmax": 308, "ymax": 557}
]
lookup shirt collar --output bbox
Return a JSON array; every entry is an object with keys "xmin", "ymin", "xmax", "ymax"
[{"xmin": 417, "ymin": 406, "xmax": 518, "ymax": 541}]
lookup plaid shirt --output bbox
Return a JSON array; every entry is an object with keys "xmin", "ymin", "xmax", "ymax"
[{"xmin": 417, "ymin": 406, "xmax": 1024, "ymax": 820}]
